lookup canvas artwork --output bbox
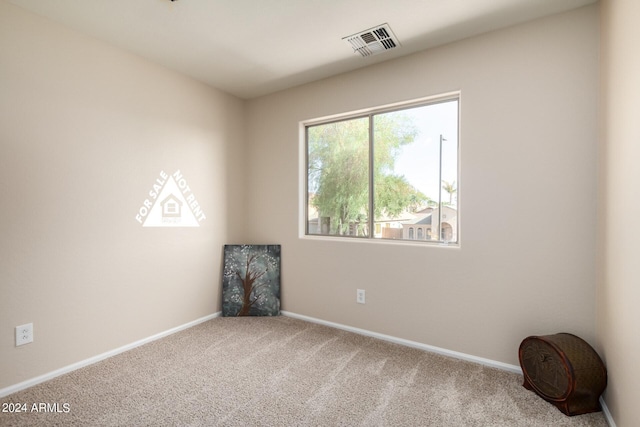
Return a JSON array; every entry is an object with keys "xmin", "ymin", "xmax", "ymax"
[{"xmin": 222, "ymin": 244, "xmax": 281, "ymax": 316}]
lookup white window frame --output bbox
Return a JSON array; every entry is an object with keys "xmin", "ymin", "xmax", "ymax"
[{"xmin": 299, "ymin": 91, "xmax": 461, "ymax": 247}]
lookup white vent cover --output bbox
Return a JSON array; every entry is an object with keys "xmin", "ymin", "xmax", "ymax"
[{"xmin": 343, "ymin": 23, "xmax": 400, "ymax": 57}]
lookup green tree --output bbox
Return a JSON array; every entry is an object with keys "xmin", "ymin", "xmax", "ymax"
[
  {"xmin": 442, "ymin": 180, "xmax": 457, "ymax": 205},
  {"xmin": 308, "ymin": 113, "xmax": 427, "ymax": 235}
]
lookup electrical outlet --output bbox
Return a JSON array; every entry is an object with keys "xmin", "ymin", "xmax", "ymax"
[
  {"xmin": 16, "ymin": 323, "xmax": 33, "ymax": 346},
  {"xmin": 356, "ymin": 289, "xmax": 365, "ymax": 304}
]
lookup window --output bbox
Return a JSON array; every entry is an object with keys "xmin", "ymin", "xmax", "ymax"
[{"xmin": 305, "ymin": 94, "xmax": 459, "ymax": 244}]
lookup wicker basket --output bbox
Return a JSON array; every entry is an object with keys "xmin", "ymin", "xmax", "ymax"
[{"xmin": 519, "ymin": 333, "xmax": 607, "ymax": 416}]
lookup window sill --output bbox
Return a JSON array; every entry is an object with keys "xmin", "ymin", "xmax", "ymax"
[{"xmin": 300, "ymin": 234, "xmax": 460, "ymax": 249}]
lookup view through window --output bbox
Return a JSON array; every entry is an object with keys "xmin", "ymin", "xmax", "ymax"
[{"xmin": 306, "ymin": 95, "xmax": 459, "ymax": 244}]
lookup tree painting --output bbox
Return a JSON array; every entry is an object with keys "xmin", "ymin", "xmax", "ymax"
[{"xmin": 222, "ymin": 245, "xmax": 281, "ymax": 317}]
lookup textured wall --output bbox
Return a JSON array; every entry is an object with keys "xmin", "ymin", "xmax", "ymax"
[
  {"xmin": 245, "ymin": 6, "xmax": 599, "ymax": 367},
  {"xmin": 0, "ymin": 2, "xmax": 610, "ymax": 408},
  {"xmin": 0, "ymin": 2, "xmax": 245, "ymax": 389},
  {"xmin": 598, "ymin": 0, "xmax": 640, "ymax": 425}
]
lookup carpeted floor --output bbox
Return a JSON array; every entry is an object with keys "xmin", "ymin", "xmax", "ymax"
[{"xmin": 1, "ymin": 316, "xmax": 608, "ymax": 426}]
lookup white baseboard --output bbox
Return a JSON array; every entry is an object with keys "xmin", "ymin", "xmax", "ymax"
[
  {"xmin": 0, "ymin": 312, "xmax": 221, "ymax": 398},
  {"xmin": 600, "ymin": 397, "xmax": 616, "ymax": 427},
  {"xmin": 3, "ymin": 310, "xmax": 616, "ymax": 426},
  {"xmin": 281, "ymin": 312, "xmax": 621, "ymax": 425},
  {"xmin": 281, "ymin": 311, "xmax": 523, "ymax": 374}
]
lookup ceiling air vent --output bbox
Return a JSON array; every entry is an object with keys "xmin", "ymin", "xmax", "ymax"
[{"xmin": 343, "ymin": 23, "xmax": 400, "ymax": 57}]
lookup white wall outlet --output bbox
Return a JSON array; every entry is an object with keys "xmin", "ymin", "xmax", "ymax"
[
  {"xmin": 356, "ymin": 289, "xmax": 365, "ymax": 304},
  {"xmin": 16, "ymin": 323, "xmax": 33, "ymax": 346}
]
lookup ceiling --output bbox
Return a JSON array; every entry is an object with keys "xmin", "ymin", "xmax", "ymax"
[{"xmin": 8, "ymin": 0, "xmax": 597, "ymax": 99}]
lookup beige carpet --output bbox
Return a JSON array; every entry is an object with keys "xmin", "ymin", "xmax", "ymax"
[{"xmin": 1, "ymin": 316, "xmax": 607, "ymax": 426}]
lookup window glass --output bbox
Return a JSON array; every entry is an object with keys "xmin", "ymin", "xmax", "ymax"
[
  {"xmin": 307, "ymin": 117, "xmax": 370, "ymax": 236},
  {"xmin": 306, "ymin": 96, "xmax": 459, "ymax": 244}
]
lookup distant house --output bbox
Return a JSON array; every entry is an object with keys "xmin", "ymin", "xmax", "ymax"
[
  {"xmin": 161, "ymin": 194, "xmax": 182, "ymax": 218},
  {"xmin": 373, "ymin": 213, "xmax": 411, "ymax": 239},
  {"xmin": 308, "ymin": 202, "xmax": 457, "ymax": 242},
  {"xmin": 401, "ymin": 206, "xmax": 457, "ymax": 242}
]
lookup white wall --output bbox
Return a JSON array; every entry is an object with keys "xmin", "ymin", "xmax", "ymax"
[
  {"xmin": 0, "ymin": 2, "xmax": 245, "ymax": 389},
  {"xmin": 598, "ymin": 0, "xmax": 640, "ymax": 425},
  {"xmin": 246, "ymin": 5, "xmax": 599, "ymax": 366},
  {"xmin": 1, "ymin": 1, "xmax": 612, "ymax": 412}
]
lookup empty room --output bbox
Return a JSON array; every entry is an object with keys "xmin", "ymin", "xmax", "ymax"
[{"xmin": 1, "ymin": 0, "xmax": 638, "ymax": 426}]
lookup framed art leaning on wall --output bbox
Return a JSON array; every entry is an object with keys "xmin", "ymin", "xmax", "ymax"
[{"xmin": 222, "ymin": 244, "xmax": 281, "ymax": 316}]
